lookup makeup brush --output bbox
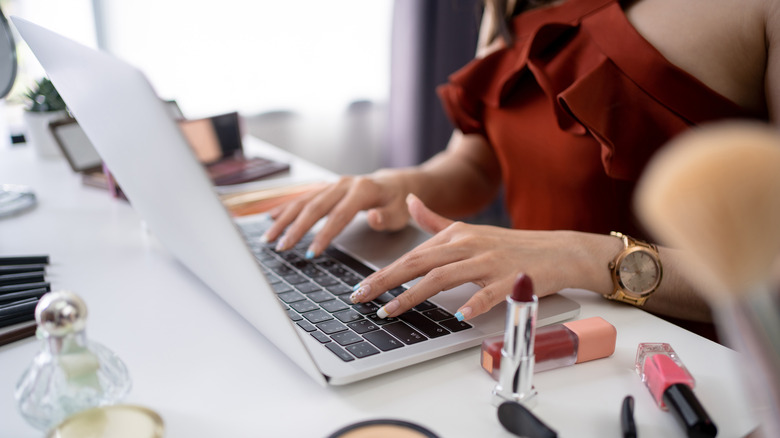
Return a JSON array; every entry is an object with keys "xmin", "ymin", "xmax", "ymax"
[{"xmin": 635, "ymin": 120, "xmax": 780, "ymax": 438}]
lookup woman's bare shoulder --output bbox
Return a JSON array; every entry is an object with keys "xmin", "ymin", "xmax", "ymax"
[{"xmin": 625, "ymin": 0, "xmax": 770, "ymax": 115}]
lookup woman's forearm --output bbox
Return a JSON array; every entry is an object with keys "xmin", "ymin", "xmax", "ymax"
[
  {"xmin": 399, "ymin": 131, "xmax": 503, "ymax": 219},
  {"xmin": 571, "ymin": 232, "xmax": 714, "ymax": 322}
]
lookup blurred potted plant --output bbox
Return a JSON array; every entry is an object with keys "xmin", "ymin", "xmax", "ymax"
[{"xmin": 23, "ymin": 77, "xmax": 68, "ymax": 158}]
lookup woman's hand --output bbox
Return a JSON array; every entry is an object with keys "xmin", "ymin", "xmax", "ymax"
[
  {"xmin": 351, "ymin": 194, "xmax": 611, "ymax": 321},
  {"xmin": 261, "ymin": 169, "xmax": 414, "ymax": 258},
  {"xmin": 262, "ymin": 131, "xmax": 502, "ymax": 261}
]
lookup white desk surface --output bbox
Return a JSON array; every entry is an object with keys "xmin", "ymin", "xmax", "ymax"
[{"xmin": 0, "ymin": 137, "xmax": 759, "ymax": 437}]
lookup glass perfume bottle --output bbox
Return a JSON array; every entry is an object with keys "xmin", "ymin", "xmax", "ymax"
[{"xmin": 14, "ymin": 291, "xmax": 132, "ymax": 431}]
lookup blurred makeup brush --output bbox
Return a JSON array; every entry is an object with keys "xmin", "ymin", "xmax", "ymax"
[{"xmin": 635, "ymin": 120, "xmax": 780, "ymax": 438}]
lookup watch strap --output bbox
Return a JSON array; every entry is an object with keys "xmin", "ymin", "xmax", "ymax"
[{"xmin": 605, "ymin": 289, "xmax": 651, "ymax": 306}]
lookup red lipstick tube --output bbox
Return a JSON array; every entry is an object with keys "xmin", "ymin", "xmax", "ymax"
[
  {"xmin": 481, "ymin": 316, "xmax": 617, "ymax": 379},
  {"xmin": 635, "ymin": 343, "xmax": 717, "ymax": 438},
  {"xmin": 491, "ymin": 274, "xmax": 538, "ymax": 407}
]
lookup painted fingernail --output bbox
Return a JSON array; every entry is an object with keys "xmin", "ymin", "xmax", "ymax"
[
  {"xmin": 352, "ymin": 283, "xmax": 362, "ymax": 292},
  {"xmin": 371, "ymin": 211, "xmax": 384, "ymax": 227},
  {"xmin": 275, "ymin": 237, "xmax": 288, "ymax": 252},
  {"xmin": 377, "ymin": 300, "xmax": 400, "ymax": 319},
  {"xmin": 350, "ymin": 284, "xmax": 371, "ymax": 303},
  {"xmin": 455, "ymin": 307, "xmax": 472, "ymax": 321},
  {"xmin": 305, "ymin": 249, "xmax": 315, "ymax": 260},
  {"xmin": 260, "ymin": 233, "xmax": 270, "ymax": 244}
]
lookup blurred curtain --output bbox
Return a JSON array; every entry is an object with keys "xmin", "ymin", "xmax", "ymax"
[{"xmin": 384, "ymin": 0, "xmax": 481, "ymax": 167}]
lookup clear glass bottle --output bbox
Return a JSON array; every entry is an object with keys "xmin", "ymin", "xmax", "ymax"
[{"xmin": 14, "ymin": 291, "xmax": 132, "ymax": 431}]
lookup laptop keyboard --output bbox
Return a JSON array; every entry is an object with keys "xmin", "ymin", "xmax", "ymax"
[{"xmin": 239, "ymin": 217, "xmax": 472, "ymax": 362}]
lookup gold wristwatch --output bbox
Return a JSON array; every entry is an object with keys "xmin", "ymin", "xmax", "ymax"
[{"xmin": 606, "ymin": 231, "xmax": 663, "ymax": 306}]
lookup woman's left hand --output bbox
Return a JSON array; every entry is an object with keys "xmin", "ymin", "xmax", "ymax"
[{"xmin": 351, "ymin": 194, "xmax": 612, "ymax": 321}]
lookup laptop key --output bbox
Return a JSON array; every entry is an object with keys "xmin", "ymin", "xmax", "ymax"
[
  {"xmin": 303, "ymin": 309, "xmax": 333, "ymax": 324},
  {"xmin": 320, "ymin": 299, "xmax": 349, "ymax": 313},
  {"xmin": 311, "ymin": 331, "xmax": 331, "ymax": 344},
  {"xmin": 422, "ymin": 307, "xmax": 454, "ymax": 322},
  {"xmin": 325, "ymin": 343, "xmax": 355, "ymax": 362},
  {"xmin": 316, "ymin": 320, "xmax": 348, "ymax": 335},
  {"xmin": 315, "ymin": 259, "xmax": 337, "ymax": 269},
  {"xmin": 363, "ymin": 330, "xmax": 403, "ymax": 351},
  {"xmin": 347, "ymin": 319, "xmax": 379, "ymax": 334},
  {"xmin": 439, "ymin": 318, "xmax": 473, "ymax": 332},
  {"xmin": 327, "ymin": 284, "xmax": 351, "ymax": 295},
  {"xmin": 312, "ymin": 274, "xmax": 338, "ymax": 286},
  {"xmin": 383, "ymin": 321, "xmax": 427, "ymax": 345},
  {"xmin": 279, "ymin": 291, "xmax": 305, "ymax": 303},
  {"xmin": 307, "ymin": 291, "xmax": 334, "ymax": 303},
  {"xmin": 264, "ymin": 273, "xmax": 282, "ymax": 284},
  {"xmin": 388, "ymin": 287, "xmax": 406, "ymax": 297},
  {"xmin": 290, "ymin": 259, "xmax": 314, "ymax": 271},
  {"xmin": 352, "ymin": 302, "xmax": 379, "ymax": 315},
  {"xmin": 325, "ymin": 247, "xmax": 374, "ymax": 277},
  {"xmin": 331, "ymin": 331, "xmax": 363, "ymax": 346},
  {"xmin": 290, "ymin": 299, "xmax": 318, "ymax": 313},
  {"xmin": 272, "ymin": 264, "xmax": 294, "ymax": 276},
  {"xmin": 256, "ymin": 253, "xmax": 275, "ymax": 263},
  {"xmin": 346, "ymin": 342, "xmax": 380, "ymax": 359},
  {"xmin": 271, "ymin": 282, "xmax": 293, "ymax": 294},
  {"xmin": 413, "ymin": 301, "xmax": 437, "ymax": 312},
  {"xmin": 287, "ymin": 309, "xmax": 303, "ymax": 321},
  {"xmin": 296, "ymin": 282, "xmax": 321, "ymax": 294},
  {"xmin": 336, "ymin": 293, "xmax": 354, "ymax": 304},
  {"xmin": 297, "ymin": 320, "xmax": 317, "ymax": 332},
  {"xmin": 373, "ymin": 292, "xmax": 395, "ymax": 305},
  {"xmin": 264, "ymin": 259, "xmax": 284, "ymax": 270},
  {"xmin": 366, "ymin": 313, "xmax": 397, "ymax": 325},
  {"xmin": 333, "ymin": 309, "xmax": 363, "ymax": 323},
  {"xmin": 325, "ymin": 266, "xmax": 348, "ymax": 277},
  {"xmin": 341, "ymin": 272, "xmax": 361, "ymax": 286},
  {"xmin": 283, "ymin": 273, "xmax": 308, "ymax": 285},
  {"xmin": 301, "ymin": 265, "xmax": 324, "ymax": 277},
  {"xmin": 398, "ymin": 311, "xmax": 449, "ymax": 338},
  {"xmin": 281, "ymin": 253, "xmax": 300, "ymax": 262}
]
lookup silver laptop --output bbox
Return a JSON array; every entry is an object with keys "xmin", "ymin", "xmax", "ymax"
[{"xmin": 13, "ymin": 17, "xmax": 580, "ymax": 385}]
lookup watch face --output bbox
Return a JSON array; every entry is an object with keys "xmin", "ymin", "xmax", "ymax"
[{"xmin": 618, "ymin": 250, "xmax": 660, "ymax": 294}]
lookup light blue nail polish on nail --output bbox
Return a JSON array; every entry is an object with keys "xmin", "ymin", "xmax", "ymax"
[
  {"xmin": 454, "ymin": 311, "xmax": 464, "ymax": 322},
  {"xmin": 305, "ymin": 250, "xmax": 315, "ymax": 259},
  {"xmin": 352, "ymin": 283, "xmax": 361, "ymax": 291}
]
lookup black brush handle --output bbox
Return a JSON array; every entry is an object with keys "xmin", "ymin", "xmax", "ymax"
[{"xmin": 498, "ymin": 402, "xmax": 558, "ymax": 438}]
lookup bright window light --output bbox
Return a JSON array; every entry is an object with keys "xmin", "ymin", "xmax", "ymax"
[{"xmin": 100, "ymin": 0, "xmax": 393, "ymax": 118}]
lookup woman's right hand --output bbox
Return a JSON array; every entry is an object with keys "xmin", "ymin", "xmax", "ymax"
[{"xmin": 260, "ymin": 168, "xmax": 415, "ymax": 258}]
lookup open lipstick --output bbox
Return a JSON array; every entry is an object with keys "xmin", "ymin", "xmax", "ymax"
[
  {"xmin": 635, "ymin": 343, "xmax": 717, "ymax": 438},
  {"xmin": 492, "ymin": 273, "xmax": 538, "ymax": 407},
  {"xmin": 481, "ymin": 316, "xmax": 617, "ymax": 379}
]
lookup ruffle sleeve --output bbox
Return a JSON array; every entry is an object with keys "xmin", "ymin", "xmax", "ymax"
[{"xmin": 437, "ymin": 0, "xmax": 758, "ymax": 181}]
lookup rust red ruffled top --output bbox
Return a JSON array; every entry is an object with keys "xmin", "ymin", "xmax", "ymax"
[{"xmin": 437, "ymin": 0, "xmax": 764, "ymax": 236}]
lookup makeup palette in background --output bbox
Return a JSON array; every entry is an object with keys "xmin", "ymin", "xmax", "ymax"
[
  {"xmin": 51, "ymin": 110, "xmax": 291, "ymax": 192},
  {"xmin": 179, "ymin": 112, "xmax": 290, "ymax": 185},
  {"xmin": 46, "ymin": 405, "xmax": 164, "ymax": 438},
  {"xmin": 327, "ymin": 419, "xmax": 439, "ymax": 438}
]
